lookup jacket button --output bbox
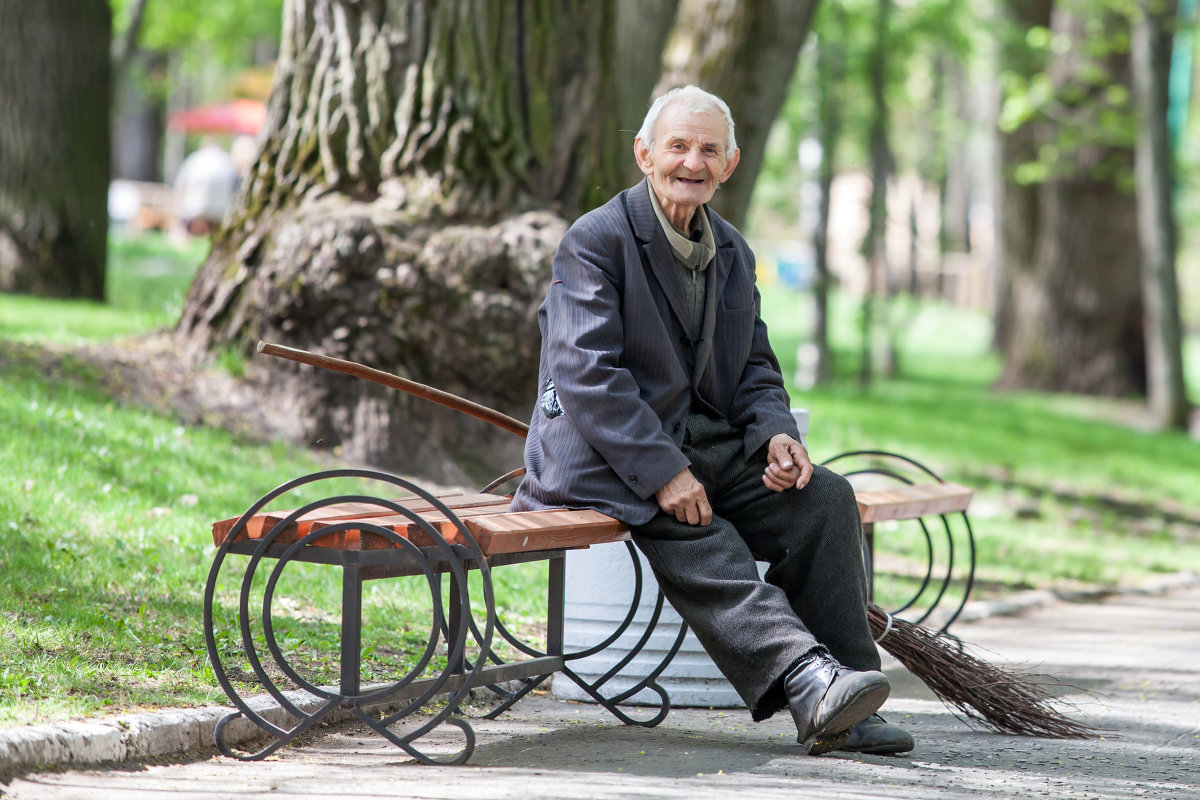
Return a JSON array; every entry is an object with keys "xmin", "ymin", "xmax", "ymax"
[
  {"xmin": 628, "ymin": 473, "xmax": 638, "ymax": 482},
  {"xmin": 673, "ymin": 422, "xmax": 681, "ymax": 433}
]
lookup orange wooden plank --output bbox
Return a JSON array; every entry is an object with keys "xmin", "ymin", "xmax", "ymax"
[
  {"xmin": 463, "ymin": 509, "xmax": 630, "ymax": 555},
  {"xmin": 305, "ymin": 499, "xmax": 514, "ymax": 550},
  {"xmin": 210, "ymin": 491, "xmax": 502, "ymax": 546},
  {"xmin": 855, "ymin": 482, "xmax": 972, "ymax": 524},
  {"xmin": 213, "ymin": 493, "xmax": 632, "ymax": 556}
]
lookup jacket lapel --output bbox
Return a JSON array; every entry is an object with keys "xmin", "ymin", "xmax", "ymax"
[{"xmin": 627, "ymin": 180, "xmax": 691, "ymax": 332}]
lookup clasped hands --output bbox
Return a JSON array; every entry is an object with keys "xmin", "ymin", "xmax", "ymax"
[{"xmin": 654, "ymin": 433, "xmax": 812, "ymax": 526}]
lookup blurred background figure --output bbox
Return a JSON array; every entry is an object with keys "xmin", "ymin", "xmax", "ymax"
[{"xmin": 171, "ymin": 139, "xmax": 238, "ymax": 237}]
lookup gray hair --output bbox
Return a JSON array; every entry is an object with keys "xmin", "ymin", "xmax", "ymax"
[{"xmin": 635, "ymin": 85, "xmax": 737, "ymax": 158}]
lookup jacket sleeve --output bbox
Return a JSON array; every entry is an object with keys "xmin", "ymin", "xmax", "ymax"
[
  {"xmin": 726, "ymin": 264, "xmax": 801, "ymax": 456},
  {"xmin": 542, "ymin": 225, "xmax": 691, "ymax": 499}
]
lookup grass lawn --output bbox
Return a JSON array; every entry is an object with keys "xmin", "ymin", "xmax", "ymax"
[{"xmin": 0, "ymin": 234, "xmax": 1197, "ymax": 726}]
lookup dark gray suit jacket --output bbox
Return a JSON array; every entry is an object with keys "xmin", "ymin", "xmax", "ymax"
[{"xmin": 510, "ymin": 180, "xmax": 800, "ymax": 525}]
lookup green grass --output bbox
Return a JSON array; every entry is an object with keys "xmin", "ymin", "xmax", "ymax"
[
  {"xmin": 1, "ymin": 236, "xmax": 1198, "ymax": 725},
  {"xmin": 0, "ymin": 344, "xmax": 549, "ymax": 724},
  {"xmin": 0, "ymin": 232, "xmax": 208, "ymax": 344},
  {"xmin": 0, "ymin": 236, "xmax": 547, "ymax": 725}
]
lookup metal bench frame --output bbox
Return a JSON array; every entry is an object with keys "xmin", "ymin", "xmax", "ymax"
[
  {"xmin": 205, "ymin": 452, "xmax": 974, "ymax": 764},
  {"xmin": 204, "ymin": 467, "xmax": 685, "ymax": 765}
]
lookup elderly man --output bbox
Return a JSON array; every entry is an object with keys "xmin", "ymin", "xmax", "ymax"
[{"xmin": 511, "ymin": 86, "xmax": 912, "ymax": 756}]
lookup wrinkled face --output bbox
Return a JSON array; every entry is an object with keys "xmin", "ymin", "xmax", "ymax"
[{"xmin": 634, "ymin": 102, "xmax": 740, "ymax": 229}]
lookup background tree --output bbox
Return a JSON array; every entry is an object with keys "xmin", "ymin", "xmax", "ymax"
[
  {"xmin": 175, "ymin": 0, "xmax": 679, "ymax": 483},
  {"xmin": 992, "ymin": 0, "xmax": 1055, "ymax": 355},
  {"xmin": 1132, "ymin": 0, "xmax": 1190, "ymax": 427},
  {"xmin": 656, "ymin": 0, "xmax": 821, "ymax": 230},
  {"xmin": 0, "ymin": 0, "xmax": 112, "ymax": 300},
  {"xmin": 996, "ymin": 0, "xmax": 1146, "ymax": 396}
]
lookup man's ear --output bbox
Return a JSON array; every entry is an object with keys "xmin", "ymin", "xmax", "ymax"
[
  {"xmin": 720, "ymin": 148, "xmax": 741, "ymax": 182},
  {"xmin": 634, "ymin": 138, "xmax": 655, "ymax": 177}
]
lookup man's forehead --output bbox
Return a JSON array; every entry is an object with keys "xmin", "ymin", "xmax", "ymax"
[{"xmin": 655, "ymin": 104, "xmax": 727, "ymax": 144}]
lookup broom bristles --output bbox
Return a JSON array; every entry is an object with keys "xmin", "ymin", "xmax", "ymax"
[{"xmin": 868, "ymin": 603, "xmax": 1102, "ymax": 738}]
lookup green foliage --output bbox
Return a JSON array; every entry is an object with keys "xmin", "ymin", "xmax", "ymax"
[
  {"xmin": 750, "ymin": 0, "xmax": 982, "ymax": 229},
  {"xmin": 110, "ymin": 0, "xmax": 284, "ymax": 68},
  {"xmin": 998, "ymin": 0, "xmax": 1142, "ymax": 187}
]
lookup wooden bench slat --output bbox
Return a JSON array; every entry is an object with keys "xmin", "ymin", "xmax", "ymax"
[
  {"xmin": 303, "ymin": 501, "xmax": 517, "ymax": 550},
  {"xmin": 855, "ymin": 482, "xmax": 973, "ymax": 523},
  {"xmin": 464, "ymin": 509, "xmax": 631, "ymax": 555},
  {"xmin": 211, "ymin": 492, "xmax": 507, "ymax": 545}
]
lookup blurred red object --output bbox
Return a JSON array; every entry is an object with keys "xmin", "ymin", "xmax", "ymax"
[{"xmin": 168, "ymin": 99, "xmax": 266, "ymax": 135}]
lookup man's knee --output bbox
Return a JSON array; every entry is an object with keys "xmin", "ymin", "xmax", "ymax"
[{"xmin": 807, "ymin": 466, "xmax": 860, "ymax": 519}]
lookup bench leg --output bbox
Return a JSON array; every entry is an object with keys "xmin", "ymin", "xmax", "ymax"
[
  {"xmin": 340, "ymin": 565, "xmax": 363, "ymax": 697},
  {"xmin": 547, "ymin": 553, "xmax": 565, "ymax": 658}
]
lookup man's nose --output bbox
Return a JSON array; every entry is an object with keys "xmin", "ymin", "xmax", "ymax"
[{"xmin": 682, "ymin": 147, "xmax": 704, "ymax": 171}]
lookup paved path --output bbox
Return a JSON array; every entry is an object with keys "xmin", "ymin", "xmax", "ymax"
[{"xmin": 4, "ymin": 586, "xmax": 1198, "ymax": 799}]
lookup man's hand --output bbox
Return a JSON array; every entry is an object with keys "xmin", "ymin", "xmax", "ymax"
[
  {"xmin": 763, "ymin": 433, "xmax": 813, "ymax": 492},
  {"xmin": 655, "ymin": 467, "xmax": 712, "ymax": 526}
]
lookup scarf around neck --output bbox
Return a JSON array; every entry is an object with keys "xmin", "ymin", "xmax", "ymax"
[{"xmin": 646, "ymin": 179, "xmax": 715, "ymax": 271}]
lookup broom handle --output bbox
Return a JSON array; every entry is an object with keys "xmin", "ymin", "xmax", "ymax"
[{"xmin": 256, "ymin": 341, "xmax": 531, "ymax": 440}]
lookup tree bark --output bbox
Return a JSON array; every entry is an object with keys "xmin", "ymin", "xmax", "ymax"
[
  {"xmin": 0, "ymin": 1, "xmax": 111, "ymax": 300},
  {"xmin": 1132, "ymin": 0, "xmax": 1190, "ymax": 428},
  {"xmin": 992, "ymin": 0, "xmax": 1054, "ymax": 354},
  {"xmin": 176, "ymin": 0, "xmax": 631, "ymax": 484},
  {"xmin": 997, "ymin": 5, "xmax": 1146, "ymax": 396},
  {"xmin": 655, "ymin": 0, "xmax": 819, "ymax": 230}
]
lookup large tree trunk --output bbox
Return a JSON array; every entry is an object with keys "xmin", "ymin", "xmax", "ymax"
[
  {"xmin": 656, "ymin": 0, "xmax": 819, "ymax": 230},
  {"xmin": 1132, "ymin": 0, "xmax": 1190, "ymax": 428},
  {"xmin": 176, "ymin": 0, "xmax": 649, "ymax": 485},
  {"xmin": 0, "ymin": 1, "xmax": 111, "ymax": 300},
  {"xmin": 998, "ymin": 5, "xmax": 1146, "ymax": 396},
  {"xmin": 992, "ymin": 0, "xmax": 1054, "ymax": 354}
]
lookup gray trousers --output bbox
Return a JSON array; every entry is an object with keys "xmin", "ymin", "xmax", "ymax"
[{"xmin": 631, "ymin": 413, "xmax": 879, "ymax": 722}]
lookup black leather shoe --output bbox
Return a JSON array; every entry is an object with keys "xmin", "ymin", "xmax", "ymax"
[
  {"xmin": 841, "ymin": 713, "xmax": 914, "ymax": 755},
  {"xmin": 785, "ymin": 652, "xmax": 891, "ymax": 755}
]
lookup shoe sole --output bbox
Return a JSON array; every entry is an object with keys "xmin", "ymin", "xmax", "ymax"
[
  {"xmin": 805, "ymin": 729, "xmax": 851, "ymax": 756},
  {"xmin": 799, "ymin": 677, "xmax": 890, "ymax": 756},
  {"xmin": 841, "ymin": 742, "xmax": 915, "ymax": 755}
]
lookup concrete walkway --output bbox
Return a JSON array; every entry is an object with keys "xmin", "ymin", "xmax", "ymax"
[{"xmin": 3, "ymin": 585, "xmax": 1198, "ymax": 799}]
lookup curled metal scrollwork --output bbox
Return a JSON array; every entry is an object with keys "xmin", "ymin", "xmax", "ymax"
[
  {"xmin": 822, "ymin": 450, "xmax": 977, "ymax": 635},
  {"xmin": 203, "ymin": 468, "xmax": 495, "ymax": 765}
]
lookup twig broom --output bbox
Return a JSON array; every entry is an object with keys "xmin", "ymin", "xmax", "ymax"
[
  {"xmin": 258, "ymin": 341, "xmax": 1101, "ymax": 738},
  {"xmin": 867, "ymin": 605, "xmax": 1098, "ymax": 737}
]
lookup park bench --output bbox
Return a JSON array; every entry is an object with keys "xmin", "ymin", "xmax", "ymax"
[{"xmin": 203, "ymin": 463, "xmax": 973, "ymax": 765}]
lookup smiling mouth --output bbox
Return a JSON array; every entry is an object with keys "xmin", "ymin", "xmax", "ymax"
[{"xmin": 675, "ymin": 176, "xmax": 705, "ymax": 185}]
